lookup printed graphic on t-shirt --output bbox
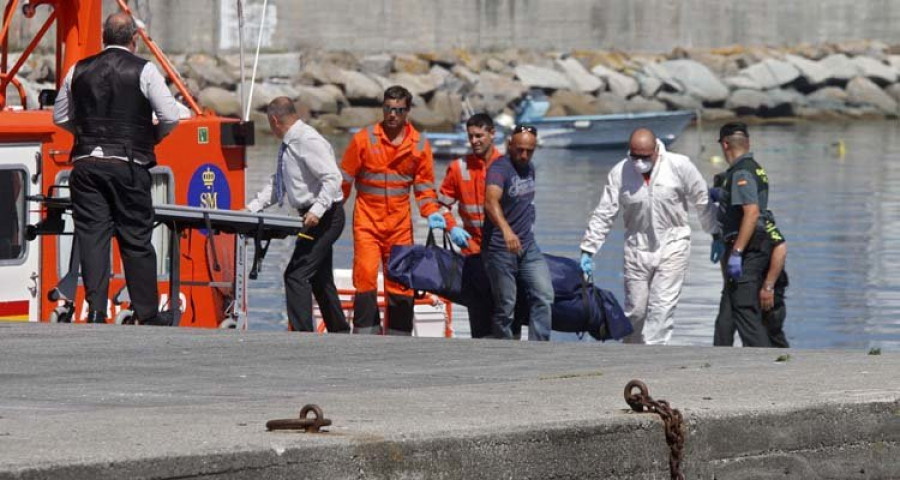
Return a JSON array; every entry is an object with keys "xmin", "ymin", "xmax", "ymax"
[{"xmin": 508, "ymin": 175, "xmax": 535, "ymax": 198}]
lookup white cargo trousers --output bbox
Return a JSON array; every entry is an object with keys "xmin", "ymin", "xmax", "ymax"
[{"xmin": 622, "ymin": 237, "xmax": 690, "ymax": 344}]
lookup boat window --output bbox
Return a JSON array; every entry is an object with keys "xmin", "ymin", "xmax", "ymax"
[
  {"xmin": 55, "ymin": 169, "xmax": 174, "ymax": 277},
  {"xmin": 0, "ymin": 168, "xmax": 27, "ymax": 262}
]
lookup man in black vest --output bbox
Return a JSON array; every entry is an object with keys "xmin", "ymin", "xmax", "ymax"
[
  {"xmin": 711, "ymin": 123, "xmax": 786, "ymax": 347},
  {"xmin": 53, "ymin": 12, "xmax": 180, "ymax": 325}
]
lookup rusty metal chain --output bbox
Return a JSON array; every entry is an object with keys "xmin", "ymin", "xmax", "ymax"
[
  {"xmin": 624, "ymin": 380, "xmax": 685, "ymax": 480},
  {"xmin": 266, "ymin": 404, "xmax": 332, "ymax": 433}
]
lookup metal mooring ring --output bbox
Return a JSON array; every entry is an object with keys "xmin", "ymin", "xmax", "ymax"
[
  {"xmin": 624, "ymin": 379, "xmax": 649, "ymax": 412},
  {"xmin": 266, "ymin": 404, "xmax": 333, "ymax": 433},
  {"xmin": 299, "ymin": 404, "xmax": 324, "ymax": 420}
]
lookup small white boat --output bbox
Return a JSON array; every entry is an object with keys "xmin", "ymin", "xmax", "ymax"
[{"xmin": 426, "ymin": 91, "xmax": 694, "ymax": 158}]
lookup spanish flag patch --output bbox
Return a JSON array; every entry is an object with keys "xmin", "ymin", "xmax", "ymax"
[{"xmin": 737, "ymin": 179, "xmax": 748, "ymax": 186}]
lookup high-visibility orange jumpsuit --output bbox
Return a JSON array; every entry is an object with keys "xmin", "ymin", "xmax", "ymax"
[
  {"xmin": 437, "ymin": 146, "xmax": 517, "ymax": 338},
  {"xmin": 341, "ymin": 123, "xmax": 439, "ymax": 334},
  {"xmin": 437, "ymin": 147, "xmax": 502, "ymax": 255}
]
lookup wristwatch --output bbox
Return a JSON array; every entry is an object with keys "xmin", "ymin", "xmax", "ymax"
[
  {"xmin": 763, "ymin": 283, "xmax": 775, "ymax": 292},
  {"xmin": 732, "ymin": 248, "xmax": 743, "ymax": 256}
]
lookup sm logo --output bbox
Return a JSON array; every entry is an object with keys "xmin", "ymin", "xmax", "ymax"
[{"xmin": 187, "ymin": 163, "xmax": 232, "ymax": 235}]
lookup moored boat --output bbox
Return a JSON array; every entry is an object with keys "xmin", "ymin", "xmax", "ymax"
[
  {"xmin": 426, "ymin": 90, "xmax": 694, "ymax": 158},
  {"xmin": 527, "ymin": 109, "xmax": 695, "ymax": 150}
]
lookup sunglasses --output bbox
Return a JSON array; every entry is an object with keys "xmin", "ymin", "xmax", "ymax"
[
  {"xmin": 513, "ymin": 124, "xmax": 538, "ymax": 135},
  {"xmin": 382, "ymin": 106, "xmax": 409, "ymax": 115}
]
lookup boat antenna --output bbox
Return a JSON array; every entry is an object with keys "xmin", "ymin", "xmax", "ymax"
[
  {"xmin": 244, "ymin": 0, "xmax": 269, "ymax": 122},
  {"xmin": 237, "ymin": 0, "xmax": 246, "ymax": 122}
]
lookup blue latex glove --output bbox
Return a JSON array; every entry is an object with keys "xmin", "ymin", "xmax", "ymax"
[
  {"xmin": 727, "ymin": 251, "xmax": 743, "ymax": 279},
  {"xmin": 427, "ymin": 213, "xmax": 446, "ymax": 230},
  {"xmin": 449, "ymin": 226, "xmax": 472, "ymax": 248},
  {"xmin": 580, "ymin": 252, "xmax": 593, "ymax": 277},
  {"xmin": 709, "ymin": 187, "xmax": 723, "ymax": 203},
  {"xmin": 710, "ymin": 238, "xmax": 725, "ymax": 263}
]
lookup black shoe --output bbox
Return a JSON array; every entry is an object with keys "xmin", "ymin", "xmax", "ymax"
[
  {"xmin": 86, "ymin": 311, "xmax": 107, "ymax": 324},
  {"xmin": 137, "ymin": 310, "xmax": 174, "ymax": 327}
]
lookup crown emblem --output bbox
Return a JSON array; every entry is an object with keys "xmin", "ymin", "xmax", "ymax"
[{"xmin": 202, "ymin": 167, "xmax": 215, "ymax": 188}]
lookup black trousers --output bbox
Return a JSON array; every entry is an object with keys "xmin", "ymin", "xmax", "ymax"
[
  {"xmin": 352, "ymin": 291, "xmax": 415, "ymax": 335},
  {"xmin": 284, "ymin": 203, "xmax": 350, "ymax": 333},
  {"xmin": 763, "ymin": 271, "xmax": 789, "ymax": 348},
  {"xmin": 70, "ymin": 159, "xmax": 158, "ymax": 320},
  {"xmin": 714, "ymin": 249, "xmax": 775, "ymax": 348}
]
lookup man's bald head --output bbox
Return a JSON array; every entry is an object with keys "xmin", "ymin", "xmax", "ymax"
[
  {"xmin": 629, "ymin": 128, "xmax": 657, "ymax": 153},
  {"xmin": 628, "ymin": 128, "xmax": 658, "ymax": 165},
  {"xmin": 508, "ymin": 129, "xmax": 538, "ymax": 166},
  {"xmin": 103, "ymin": 12, "xmax": 137, "ymax": 48}
]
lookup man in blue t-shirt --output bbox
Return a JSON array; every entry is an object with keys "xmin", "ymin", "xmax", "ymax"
[{"xmin": 482, "ymin": 125, "xmax": 553, "ymax": 340}]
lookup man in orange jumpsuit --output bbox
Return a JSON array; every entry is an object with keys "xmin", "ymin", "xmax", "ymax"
[
  {"xmin": 437, "ymin": 113, "xmax": 500, "ymax": 338},
  {"xmin": 341, "ymin": 85, "xmax": 444, "ymax": 335},
  {"xmin": 436, "ymin": 113, "xmax": 526, "ymax": 338},
  {"xmin": 437, "ymin": 113, "xmax": 502, "ymax": 255}
]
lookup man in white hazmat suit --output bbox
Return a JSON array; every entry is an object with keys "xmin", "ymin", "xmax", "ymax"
[{"xmin": 580, "ymin": 128, "xmax": 717, "ymax": 344}]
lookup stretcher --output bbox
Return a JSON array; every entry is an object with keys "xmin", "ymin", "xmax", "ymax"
[
  {"xmin": 28, "ymin": 192, "xmax": 306, "ymax": 328},
  {"xmin": 153, "ymin": 204, "xmax": 309, "ymax": 328}
]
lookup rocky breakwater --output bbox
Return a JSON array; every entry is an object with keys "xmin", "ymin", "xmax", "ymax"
[{"xmin": 6, "ymin": 40, "xmax": 900, "ymax": 132}]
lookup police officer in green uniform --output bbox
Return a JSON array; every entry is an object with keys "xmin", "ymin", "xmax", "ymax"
[{"xmin": 710, "ymin": 122, "xmax": 787, "ymax": 347}]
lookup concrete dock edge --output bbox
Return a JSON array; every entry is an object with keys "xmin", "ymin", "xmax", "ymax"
[{"xmin": 0, "ymin": 324, "xmax": 897, "ymax": 479}]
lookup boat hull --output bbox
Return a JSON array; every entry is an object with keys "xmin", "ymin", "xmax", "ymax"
[
  {"xmin": 426, "ymin": 110, "xmax": 694, "ymax": 158},
  {"xmin": 531, "ymin": 110, "xmax": 695, "ymax": 149}
]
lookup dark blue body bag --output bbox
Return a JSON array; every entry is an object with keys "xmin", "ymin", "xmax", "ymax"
[
  {"xmin": 387, "ymin": 230, "xmax": 463, "ymax": 300},
  {"xmin": 388, "ymin": 241, "xmax": 631, "ymax": 341},
  {"xmin": 544, "ymin": 254, "xmax": 632, "ymax": 341}
]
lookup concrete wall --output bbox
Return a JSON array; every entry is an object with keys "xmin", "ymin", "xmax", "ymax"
[
  {"xmin": 5, "ymin": 0, "xmax": 900, "ymax": 53},
  {"xmin": 143, "ymin": 0, "xmax": 900, "ymax": 54}
]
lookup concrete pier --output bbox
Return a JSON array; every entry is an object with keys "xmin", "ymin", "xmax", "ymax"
[{"xmin": 0, "ymin": 323, "xmax": 897, "ymax": 479}]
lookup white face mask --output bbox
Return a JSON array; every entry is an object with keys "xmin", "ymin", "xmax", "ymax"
[{"xmin": 632, "ymin": 159, "xmax": 653, "ymax": 174}]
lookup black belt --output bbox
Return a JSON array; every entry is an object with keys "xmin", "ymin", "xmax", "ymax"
[
  {"xmin": 298, "ymin": 201, "xmax": 342, "ymax": 216},
  {"xmin": 76, "ymin": 156, "xmax": 130, "ymax": 165}
]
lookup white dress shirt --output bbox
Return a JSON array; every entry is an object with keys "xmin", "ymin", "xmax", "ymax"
[
  {"xmin": 53, "ymin": 45, "xmax": 181, "ymax": 164},
  {"xmin": 246, "ymin": 119, "xmax": 344, "ymax": 218}
]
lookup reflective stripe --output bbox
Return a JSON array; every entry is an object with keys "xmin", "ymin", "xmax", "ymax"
[
  {"xmin": 418, "ymin": 197, "xmax": 437, "ymax": 207},
  {"xmin": 464, "ymin": 219, "xmax": 484, "ymax": 228},
  {"xmin": 357, "ymin": 183, "xmax": 409, "ymax": 196},
  {"xmin": 438, "ymin": 194, "xmax": 457, "ymax": 206},
  {"xmin": 457, "ymin": 159, "xmax": 469, "ymax": 182},
  {"xmin": 417, "ymin": 135, "xmax": 427, "ymax": 152},
  {"xmin": 413, "ymin": 183, "xmax": 433, "ymax": 193},
  {"xmin": 340, "ymin": 169, "xmax": 354, "ymax": 183},
  {"xmin": 461, "ymin": 204, "xmax": 483, "ymax": 215},
  {"xmin": 359, "ymin": 170, "xmax": 414, "ymax": 183},
  {"xmin": 366, "ymin": 126, "xmax": 378, "ymax": 146}
]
